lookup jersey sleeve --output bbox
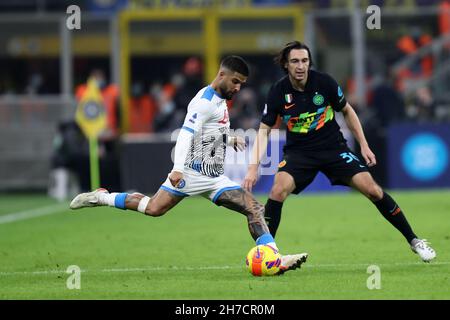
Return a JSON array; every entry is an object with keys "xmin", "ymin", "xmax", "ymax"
[
  {"xmin": 324, "ymin": 74, "xmax": 347, "ymax": 112},
  {"xmin": 180, "ymin": 99, "xmax": 212, "ymax": 134},
  {"xmin": 261, "ymin": 84, "xmax": 282, "ymax": 127},
  {"xmin": 172, "ymin": 128, "xmax": 193, "ymax": 172}
]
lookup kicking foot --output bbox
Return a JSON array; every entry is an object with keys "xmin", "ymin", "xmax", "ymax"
[
  {"xmin": 276, "ymin": 253, "xmax": 308, "ymax": 275},
  {"xmin": 410, "ymin": 238, "xmax": 436, "ymax": 262},
  {"xmin": 69, "ymin": 188, "xmax": 109, "ymax": 210}
]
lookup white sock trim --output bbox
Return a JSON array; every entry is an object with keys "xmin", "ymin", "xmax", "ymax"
[
  {"xmin": 267, "ymin": 242, "xmax": 278, "ymax": 251},
  {"xmin": 107, "ymin": 193, "xmax": 119, "ymax": 207},
  {"xmin": 97, "ymin": 192, "xmax": 118, "ymax": 206},
  {"xmin": 137, "ymin": 196, "xmax": 151, "ymax": 213}
]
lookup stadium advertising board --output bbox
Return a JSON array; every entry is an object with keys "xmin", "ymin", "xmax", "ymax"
[{"xmin": 388, "ymin": 123, "xmax": 450, "ymax": 189}]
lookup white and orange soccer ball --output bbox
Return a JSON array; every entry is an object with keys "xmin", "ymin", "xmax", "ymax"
[{"xmin": 246, "ymin": 245, "xmax": 281, "ymax": 276}]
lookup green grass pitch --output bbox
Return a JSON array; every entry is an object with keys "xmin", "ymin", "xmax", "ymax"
[{"xmin": 0, "ymin": 190, "xmax": 449, "ymax": 300}]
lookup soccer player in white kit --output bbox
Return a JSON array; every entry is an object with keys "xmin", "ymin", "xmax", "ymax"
[{"xmin": 70, "ymin": 56, "xmax": 307, "ymax": 275}]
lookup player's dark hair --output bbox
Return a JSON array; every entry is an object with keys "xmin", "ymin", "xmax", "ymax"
[
  {"xmin": 275, "ymin": 41, "xmax": 314, "ymax": 73},
  {"xmin": 220, "ymin": 55, "xmax": 249, "ymax": 77}
]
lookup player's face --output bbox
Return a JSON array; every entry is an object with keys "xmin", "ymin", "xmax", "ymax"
[
  {"xmin": 219, "ymin": 71, "xmax": 247, "ymax": 100},
  {"xmin": 285, "ymin": 49, "xmax": 310, "ymax": 83}
]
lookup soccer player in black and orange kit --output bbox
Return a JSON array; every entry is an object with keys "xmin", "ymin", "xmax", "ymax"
[{"xmin": 243, "ymin": 41, "xmax": 436, "ymax": 262}]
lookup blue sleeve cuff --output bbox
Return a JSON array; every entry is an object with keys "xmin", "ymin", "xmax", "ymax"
[{"xmin": 182, "ymin": 126, "xmax": 195, "ymax": 134}]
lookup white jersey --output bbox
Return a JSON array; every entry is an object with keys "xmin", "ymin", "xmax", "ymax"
[
  {"xmin": 161, "ymin": 85, "xmax": 241, "ymax": 202},
  {"xmin": 180, "ymin": 85, "xmax": 230, "ymax": 177}
]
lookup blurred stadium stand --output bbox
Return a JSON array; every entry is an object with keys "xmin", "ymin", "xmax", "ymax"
[{"xmin": 0, "ymin": 0, "xmax": 449, "ymax": 195}]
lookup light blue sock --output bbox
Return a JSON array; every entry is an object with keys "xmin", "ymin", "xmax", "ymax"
[
  {"xmin": 114, "ymin": 193, "xmax": 128, "ymax": 210},
  {"xmin": 256, "ymin": 233, "xmax": 278, "ymax": 250}
]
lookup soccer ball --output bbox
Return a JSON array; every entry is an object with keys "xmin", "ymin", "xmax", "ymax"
[{"xmin": 246, "ymin": 245, "xmax": 281, "ymax": 276}]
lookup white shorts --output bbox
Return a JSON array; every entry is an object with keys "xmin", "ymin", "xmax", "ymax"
[{"xmin": 160, "ymin": 167, "xmax": 241, "ymax": 203}]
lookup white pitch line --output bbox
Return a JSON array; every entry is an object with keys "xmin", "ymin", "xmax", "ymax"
[
  {"xmin": 308, "ymin": 261, "xmax": 450, "ymax": 268},
  {"xmin": 0, "ymin": 203, "xmax": 68, "ymax": 225},
  {"xmin": 1, "ymin": 261, "xmax": 448, "ymax": 276},
  {"xmin": 102, "ymin": 265, "xmax": 237, "ymax": 272}
]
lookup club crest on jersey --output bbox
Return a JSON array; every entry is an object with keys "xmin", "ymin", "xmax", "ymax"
[
  {"xmin": 177, "ymin": 179, "xmax": 186, "ymax": 189},
  {"xmin": 313, "ymin": 93, "xmax": 324, "ymax": 106},
  {"xmin": 285, "ymin": 94, "xmax": 293, "ymax": 104}
]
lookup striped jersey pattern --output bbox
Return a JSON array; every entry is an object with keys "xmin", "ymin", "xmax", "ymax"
[{"xmin": 181, "ymin": 86, "xmax": 231, "ymax": 178}]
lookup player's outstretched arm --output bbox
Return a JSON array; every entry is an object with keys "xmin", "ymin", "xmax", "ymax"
[
  {"xmin": 170, "ymin": 100, "xmax": 209, "ymax": 185},
  {"xmin": 341, "ymin": 103, "xmax": 376, "ymax": 167},
  {"xmin": 169, "ymin": 128, "xmax": 194, "ymax": 187},
  {"xmin": 242, "ymin": 123, "xmax": 272, "ymax": 191}
]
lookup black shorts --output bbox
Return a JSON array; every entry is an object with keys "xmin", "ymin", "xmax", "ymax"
[{"xmin": 278, "ymin": 145, "xmax": 369, "ymax": 194}]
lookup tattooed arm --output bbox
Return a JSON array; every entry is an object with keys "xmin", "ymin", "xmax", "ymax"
[{"xmin": 215, "ymin": 189, "xmax": 269, "ymax": 240}]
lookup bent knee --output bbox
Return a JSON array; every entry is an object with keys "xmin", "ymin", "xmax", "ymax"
[
  {"xmin": 132, "ymin": 192, "xmax": 146, "ymax": 198},
  {"xmin": 365, "ymin": 184, "xmax": 383, "ymax": 201},
  {"xmin": 269, "ymin": 184, "xmax": 290, "ymax": 202},
  {"xmin": 144, "ymin": 204, "xmax": 167, "ymax": 217}
]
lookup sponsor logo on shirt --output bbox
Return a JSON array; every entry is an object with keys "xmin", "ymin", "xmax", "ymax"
[
  {"xmin": 284, "ymin": 103, "xmax": 295, "ymax": 110},
  {"xmin": 338, "ymin": 86, "xmax": 345, "ymax": 103},
  {"xmin": 283, "ymin": 105, "xmax": 334, "ymax": 133},
  {"xmin": 189, "ymin": 113, "xmax": 198, "ymax": 124}
]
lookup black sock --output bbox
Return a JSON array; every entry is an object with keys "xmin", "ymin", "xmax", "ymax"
[
  {"xmin": 372, "ymin": 192, "xmax": 417, "ymax": 244},
  {"xmin": 265, "ymin": 199, "xmax": 284, "ymax": 238}
]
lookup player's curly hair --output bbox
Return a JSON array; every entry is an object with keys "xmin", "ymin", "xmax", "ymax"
[
  {"xmin": 275, "ymin": 41, "xmax": 314, "ymax": 73},
  {"xmin": 220, "ymin": 55, "xmax": 249, "ymax": 77}
]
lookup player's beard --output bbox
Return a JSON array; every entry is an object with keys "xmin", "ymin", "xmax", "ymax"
[
  {"xmin": 224, "ymin": 91, "xmax": 234, "ymax": 100},
  {"xmin": 218, "ymin": 84, "xmax": 234, "ymax": 100}
]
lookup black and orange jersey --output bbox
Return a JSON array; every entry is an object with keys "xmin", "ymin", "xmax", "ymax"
[{"xmin": 261, "ymin": 69, "xmax": 347, "ymax": 152}]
